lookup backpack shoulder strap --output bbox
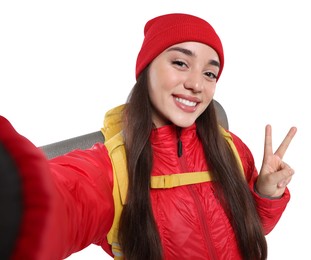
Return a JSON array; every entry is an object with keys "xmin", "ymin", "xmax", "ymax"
[
  {"xmin": 104, "ymin": 132, "xmax": 127, "ymax": 259},
  {"xmin": 219, "ymin": 126, "xmax": 244, "ymax": 173}
]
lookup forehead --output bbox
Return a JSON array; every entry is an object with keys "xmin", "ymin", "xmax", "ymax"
[{"xmin": 164, "ymin": 41, "xmax": 219, "ymax": 62}]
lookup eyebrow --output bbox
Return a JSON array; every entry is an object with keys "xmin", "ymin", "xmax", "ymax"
[{"xmin": 166, "ymin": 46, "xmax": 220, "ymax": 68}]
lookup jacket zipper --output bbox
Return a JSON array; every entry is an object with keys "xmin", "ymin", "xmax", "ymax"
[
  {"xmin": 187, "ymin": 185, "xmax": 218, "ymax": 259},
  {"xmin": 176, "ymin": 129, "xmax": 218, "ymax": 259}
]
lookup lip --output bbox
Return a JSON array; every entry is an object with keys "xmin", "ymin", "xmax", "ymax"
[
  {"xmin": 174, "ymin": 94, "xmax": 201, "ymax": 103},
  {"xmin": 173, "ymin": 94, "xmax": 200, "ymax": 113}
]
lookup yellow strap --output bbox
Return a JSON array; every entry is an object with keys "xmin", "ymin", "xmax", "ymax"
[
  {"xmin": 151, "ymin": 171, "xmax": 212, "ymax": 189},
  {"xmin": 105, "ymin": 133, "xmax": 127, "ymax": 246},
  {"xmin": 219, "ymin": 127, "xmax": 244, "ymax": 173}
]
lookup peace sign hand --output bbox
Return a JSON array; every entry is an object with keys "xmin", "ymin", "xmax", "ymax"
[{"xmin": 255, "ymin": 125, "xmax": 297, "ymax": 198}]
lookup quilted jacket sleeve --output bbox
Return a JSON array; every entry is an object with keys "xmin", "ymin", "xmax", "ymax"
[
  {"xmin": 229, "ymin": 130, "xmax": 290, "ymax": 235},
  {"xmin": 0, "ymin": 116, "xmax": 115, "ymax": 260}
]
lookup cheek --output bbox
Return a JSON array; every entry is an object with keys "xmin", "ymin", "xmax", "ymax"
[
  {"xmin": 203, "ymin": 85, "xmax": 216, "ymax": 100},
  {"xmin": 149, "ymin": 60, "xmax": 180, "ymax": 92},
  {"xmin": 148, "ymin": 68, "xmax": 159, "ymax": 89},
  {"xmin": 148, "ymin": 71, "xmax": 160, "ymax": 103},
  {"xmin": 148, "ymin": 60, "xmax": 168, "ymax": 88}
]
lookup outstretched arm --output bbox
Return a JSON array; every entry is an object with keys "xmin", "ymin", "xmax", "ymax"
[{"xmin": 0, "ymin": 116, "xmax": 114, "ymax": 259}]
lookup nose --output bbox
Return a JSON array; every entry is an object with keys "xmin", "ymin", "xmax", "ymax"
[{"xmin": 184, "ymin": 71, "xmax": 203, "ymax": 92}]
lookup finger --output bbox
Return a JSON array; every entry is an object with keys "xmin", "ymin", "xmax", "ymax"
[
  {"xmin": 277, "ymin": 175, "xmax": 293, "ymax": 188},
  {"xmin": 263, "ymin": 124, "xmax": 273, "ymax": 160},
  {"xmin": 275, "ymin": 127, "xmax": 297, "ymax": 159},
  {"xmin": 277, "ymin": 167, "xmax": 294, "ymax": 187},
  {"xmin": 275, "ymin": 163, "xmax": 294, "ymax": 186}
]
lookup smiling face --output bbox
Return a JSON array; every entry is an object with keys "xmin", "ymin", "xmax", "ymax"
[{"xmin": 147, "ymin": 41, "xmax": 220, "ymax": 128}]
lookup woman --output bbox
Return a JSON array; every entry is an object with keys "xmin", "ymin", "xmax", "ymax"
[{"xmin": 0, "ymin": 13, "xmax": 296, "ymax": 260}]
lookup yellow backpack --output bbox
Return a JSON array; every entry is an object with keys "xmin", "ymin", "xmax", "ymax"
[{"xmin": 101, "ymin": 104, "xmax": 244, "ymax": 260}]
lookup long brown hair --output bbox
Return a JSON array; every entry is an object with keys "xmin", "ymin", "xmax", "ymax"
[{"xmin": 118, "ymin": 69, "xmax": 267, "ymax": 260}]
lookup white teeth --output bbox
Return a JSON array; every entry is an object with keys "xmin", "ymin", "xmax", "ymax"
[{"xmin": 175, "ymin": 97, "xmax": 197, "ymax": 107}]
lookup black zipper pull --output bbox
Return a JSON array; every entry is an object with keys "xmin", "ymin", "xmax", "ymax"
[
  {"xmin": 177, "ymin": 139, "xmax": 183, "ymax": 157},
  {"xmin": 177, "ymin": 127, "xmax": 182, "ymax": 157}
]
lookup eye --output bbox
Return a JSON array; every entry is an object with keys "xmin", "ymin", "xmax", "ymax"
[
  {"xmin": 204, "ymin": 71, "xmax": 217, "ymax": 81},
  {"xmin": 172, "ymin": 60, "xmax": 188, "ymax": 68}
]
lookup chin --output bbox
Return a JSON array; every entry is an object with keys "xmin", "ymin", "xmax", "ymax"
[{"xmin": 173, "ymin": 119, "xmax": 196, "ymax": 128}]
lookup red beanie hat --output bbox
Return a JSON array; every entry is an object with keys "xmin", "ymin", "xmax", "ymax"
[{"xmin": 136, "ymin": 13, "xmax": 224, "ymax": 80}]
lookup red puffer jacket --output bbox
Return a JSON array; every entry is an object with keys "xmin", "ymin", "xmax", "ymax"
[{"xmin": 0, "ymin": 117, "xmax": 290, "ymax": 260}]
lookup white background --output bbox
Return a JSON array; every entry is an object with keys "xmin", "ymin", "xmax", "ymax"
[{"xmin": 0, "ymin": 1, "xmax": 310, "ymax": 259}]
